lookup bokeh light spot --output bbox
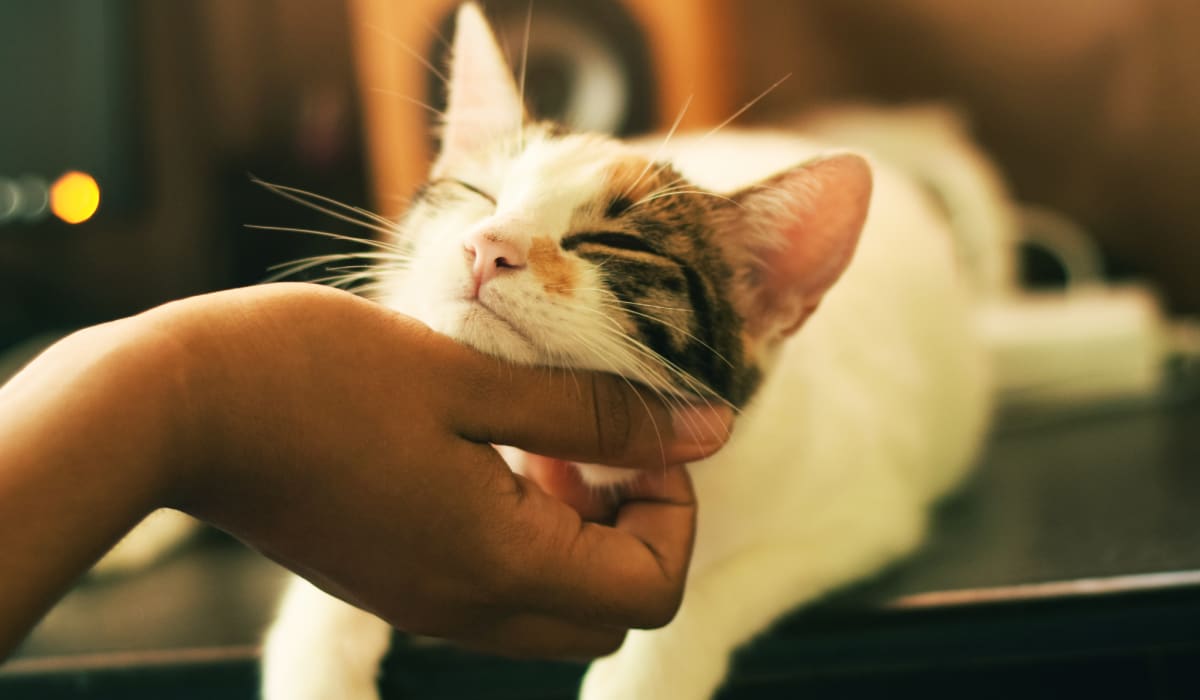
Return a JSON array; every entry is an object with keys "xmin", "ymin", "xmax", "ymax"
[{"xmin": 50, "ymin": 171, "xmax": 100, "ymax": 224}]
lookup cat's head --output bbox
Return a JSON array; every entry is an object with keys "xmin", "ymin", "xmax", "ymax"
[{"xmin": 382, "ymin": 3, "xmax": 871, "ymax": 408}]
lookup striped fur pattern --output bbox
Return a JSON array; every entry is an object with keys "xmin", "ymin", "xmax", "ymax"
[{"xmin": 393, "ymin": 124, "xmax": 761, "ymax": 408}]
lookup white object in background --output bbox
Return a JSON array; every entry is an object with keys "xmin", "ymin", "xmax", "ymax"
[{"xmin": 976, "ymin": 285, "xmax": 1167, "ymax": 410}]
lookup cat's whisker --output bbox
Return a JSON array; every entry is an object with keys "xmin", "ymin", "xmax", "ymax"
[
  {"xmin": 639, "ymin": 162, "xmax": 698, "ymax": 202},
  {"xmin": 618, "ymin": 75, "xmax": 791, "ymax": 213},
  {"xmin": 604, "ymin": 334, "xmax": 709, "ymax": 404},
  {"xmin": 268, "ymin": 251, "xmax": 412, "ymax": 271},
  {"xmin": 516, "ymin": 2, "xmax": 532, "ymax": 151},
  {"xmin": 368, "ymin": 88, "xmax": 446, "ymax": 119},
  {"xmin": 572, "ymin": 302, "xmax": 734, "ymax": 416},
  {"xmin": 632, "ymin": 182, "xmax": 697, "ymax": 200},
  {"xmin": 312, "ymin": 262, "xmax": 381, "ymax": 278},
  {"xmin": 597, "ymin": 300, "xmax": 736, "ymax": 371},
  {"xmin": 264, "ymin": 252, "xmax": 409, "ymax": 284},
  {"xmin": 616, "ymin": 334, "xmax": 731, "ymax": 412},
  {"xmin": 632, "ymin": 190, "xmax": 743, "ymax": 211},
  {"xmin": 250, "ymin": 177, "xmax": 399, "ymax": 236},
  {"xmin": 700, "ymin": 73, "xmax": 791, "ymax": 142},
  {"xmin": 253, "ymin": 182, "xmax": 395, "ymax": 232},
  {"xmin": 364, "ymin": 22, "xmax": 449, "ymax": 84},
  {"xmin": 246, "ymin": 225, "xmax": 406, "ymax": 255},
  {"xmin": 573, "ymin": 291, "xmax": 692, "ymax": 314},
  {"xmin": 558, "ymin": 326, "xmax": 671, "ymax": 464},
  {"xmin": 347, "ymin": 283, "xmax": 391, "ymax": 300},
  {"xmin": 549, "ymin": 324, "xmax": 667, "ymax": 415},
  {"xmin": 292, "ymin": 260, "xmax": 383, "ymax": 284},
  {"xmin": 614, "ymin": 301, "xmax": 692, "ymax": 314},
  {"xmin": 588, "ymin": 326, "xmax": 729, "ymax": 448},
  {"xmin": 625, "ymin": 177, "xmax": 736, "ymax": 211},
  {"xmin": 266, "ymin": 254, "xmax": 396, "ymax": 282},
  {"xmin": 641, "ymin": 176, "xmax": 690, "ymax": 199},
  {"xmin": 626, "ymin": 185, "xmax": 700, "ymax": 209},
  {"xmin": 623, "ymin": 95, "xmax": 693, "ymax": 201},
  {"xmin": 308, "ymin": 271, "xmax": 379, "ymax": 289},
  {"xmin": 561, "ymin": 311, "xmax": 681, "ymax": 405}
]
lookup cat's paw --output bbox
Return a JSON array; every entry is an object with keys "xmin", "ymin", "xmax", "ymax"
[
  {"xmin": 261, "ymin": 580, "xmax": 392, "ymax": 700},
  {"xmin": 261, "ymin": 635, "xmax": 383, "ymax": 700},
  {"xmin": 262, "ymin": 668, "xmax": 381, "ymax": 700},
  {"xmin": 578, "ymin": 629, "xmax": 730, "ymax": 700}
]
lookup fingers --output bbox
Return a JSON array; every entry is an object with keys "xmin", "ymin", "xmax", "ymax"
[
  {"xmin": 518, "ymin": 453, "xmax": 617, "ymax": 522},
  {"xmin": 493, "ymin": 465, "xmax": 697, "ymax": 630},
  {"xmin": 445, "ymin": 350, "xmax": 733, "ymax": 468}
]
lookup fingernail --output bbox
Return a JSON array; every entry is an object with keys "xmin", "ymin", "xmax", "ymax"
[{"xmin": 670, "ymin": 404, "xmax": 734, "ymax": 458}]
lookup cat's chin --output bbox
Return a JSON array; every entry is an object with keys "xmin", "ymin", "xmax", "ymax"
[
  {"xmin": 439, "ymin": 300, "xmax": 541, "ymax": 365},
  {"xmin": 573, "ymin": 463, "xmax": 642, "ymax": 488},
  {"xmin": 497, "ymin": 447, "xmax": 639, "ymax": 522}
]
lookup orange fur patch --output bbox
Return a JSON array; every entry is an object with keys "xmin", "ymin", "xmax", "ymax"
[{"xmin": 529, "ymin": 237, "xmax": 576, "ymax": 296}]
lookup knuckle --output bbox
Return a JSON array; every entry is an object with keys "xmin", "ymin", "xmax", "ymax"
[
  {"xmin": 590, "ymin": 374, "xmax": 634, "ymax": 463},
  {"xmin": 635, "ymin": 587, "xmax": 684, "ymax": 630},
  {"xmin": 590, "ymin": 629, "xmax": 628, "ymax": 657}
]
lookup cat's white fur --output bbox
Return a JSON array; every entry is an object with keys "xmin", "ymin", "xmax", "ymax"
[
  {"xmin": 261, "ymin": 5, "xmax": 991, "ymax": 699},
  {"xmin": 90, "ymin": 508, "xmax": 199, "ymax": 577},
  {"xmin": 262, "ymin": 133, "xmax": 990, "ymax": 699},
  {"xmin": 578, "ymin": 132, "xmax": 989, "ymax": 698}
]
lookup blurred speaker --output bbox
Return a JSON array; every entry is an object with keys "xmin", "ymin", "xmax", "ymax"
[
  {"xmin": 429, "ymin": 0, "xmax": 656, "ymax": 137},
  {"xmin": 349, "ymin": 0, "xmax": 737, "ymax": 216}
]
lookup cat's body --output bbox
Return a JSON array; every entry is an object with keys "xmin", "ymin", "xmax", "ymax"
[
  {"xmin": 262, "ymin": 5, "xmax": 992, "ymax": 699},
  {"xmin": 571, "ymin": 134, "xmax": 988, "ymax": 698}
]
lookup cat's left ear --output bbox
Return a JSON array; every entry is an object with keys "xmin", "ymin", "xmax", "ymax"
[
  {"xmin": 436, "ymin": 3, "xmax": 525, "ymax": 170},
  {"xmin": 727, "ymin": 154, "xmax": 872, "ymax": 342}
]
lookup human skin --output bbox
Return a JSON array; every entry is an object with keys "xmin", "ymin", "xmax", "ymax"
[{"xmin": 0, "ymin": 283, "xmax": 732, "ymax": 661}]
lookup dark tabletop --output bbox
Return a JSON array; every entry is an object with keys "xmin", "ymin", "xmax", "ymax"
[{"xmin": 4, "ymin": 391, "xmax": 1200, "ymax": 699}]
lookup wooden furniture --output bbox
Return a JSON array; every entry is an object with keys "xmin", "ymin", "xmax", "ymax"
[{"xmin": 348, "ymin": 0, "xmax": 738, "ymax": 217}]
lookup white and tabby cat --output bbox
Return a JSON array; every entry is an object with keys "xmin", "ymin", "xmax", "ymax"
[{"xmin": 262, "ymin": 4, "xmax": 992, "ymax": 699}]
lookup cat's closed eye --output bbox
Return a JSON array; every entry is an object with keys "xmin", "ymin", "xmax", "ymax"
[
  {"xmin": 438, "ymin": 178, "xmax": 496, "ymax": 205},
  {"xmin": 562, "ymin": 231, "xmax": 662, "ymax": 257}
]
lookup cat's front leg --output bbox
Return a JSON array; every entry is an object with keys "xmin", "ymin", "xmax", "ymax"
[
  {"xmin": 580, "ymin": 512, "xmax": 926, "ymax": 700},
  {"xmin": 577, "ymin": 585, "xmax": 731, "ymax": 700},
  {"xmin": 261, "ymin": 576, "xmax": 393, "ymax": 700}
]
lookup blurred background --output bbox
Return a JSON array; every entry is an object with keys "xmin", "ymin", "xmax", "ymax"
[
  {"xmin": 0, "ymin": 1, "xmax": 368, "ymax": 358},
  {"xmin": 3, "ymin": 0, "xmax": 1200, "ymax": 696}
]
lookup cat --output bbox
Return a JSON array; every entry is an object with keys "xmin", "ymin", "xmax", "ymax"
[{"xmin": 261, "ymin": 4, "xmax": 993, "ymax": 699}]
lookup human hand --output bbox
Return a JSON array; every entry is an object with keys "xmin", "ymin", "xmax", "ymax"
[{"xmin": 142, "ymin": 283, "xmax": 732, "ymax": 657}]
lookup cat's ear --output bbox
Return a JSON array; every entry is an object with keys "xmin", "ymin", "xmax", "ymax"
[
  {"xmin": 727, "ymin": 154, "xmax": 872, "ymax": 342},
  {"xmin": 437, "ymin": 3, "xmax": 525, "ymax": 168}
]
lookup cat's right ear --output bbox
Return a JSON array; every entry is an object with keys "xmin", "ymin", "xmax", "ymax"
[
  {"xmin": 726, "ymin": 154, "xmax": 872, "ymax": 344},
  {"xmin": 436, "ymin": 3, "xmax": 525, "ymax": 171}
]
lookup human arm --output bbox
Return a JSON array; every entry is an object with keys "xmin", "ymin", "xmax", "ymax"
[{"xmin": 0, "ymin": 283, "xmax": 732, "ymax": 660}]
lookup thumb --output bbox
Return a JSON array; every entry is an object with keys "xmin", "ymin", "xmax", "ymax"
[{"xmin": 443, "ymin": 348, "xmax": 733, "ymax": 468}]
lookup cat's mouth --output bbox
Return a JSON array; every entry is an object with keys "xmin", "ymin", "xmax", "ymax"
[
  {"xmin": 467, "ymin": 300, "xmax": 527, "ymax": 337},
  {"xmin": 454, "ymin": 299, "xmax": 538, "ymax": 358}
]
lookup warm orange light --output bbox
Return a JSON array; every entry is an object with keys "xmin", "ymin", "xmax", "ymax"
[{"xmin": 50, "ymin": 171, "xmax": 101, "ymax": 224}]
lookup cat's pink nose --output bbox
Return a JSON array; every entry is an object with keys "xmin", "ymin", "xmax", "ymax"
[{"xmin": 465, "ymin": 230, "xmax": 527, "ymax": 295}]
